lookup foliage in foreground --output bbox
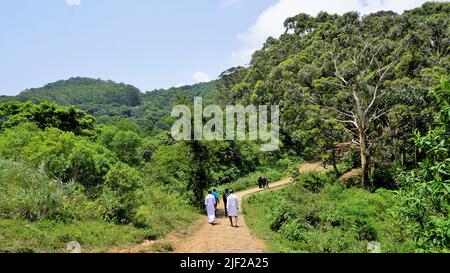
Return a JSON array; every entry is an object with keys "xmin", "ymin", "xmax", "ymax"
[
  {"xmin": 0, "ymin": 159, "xmax": 197, "ymax": 252},
  {"xmin": 397, "ymin": 79, "xmax": 450, "ymax": 252},
  {"xmin": 244, "ymin": 173, "xmax": 415, "ymax": 253}
]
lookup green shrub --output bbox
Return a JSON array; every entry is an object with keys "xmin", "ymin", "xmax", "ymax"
[
  {"xmin": 279, "ymin": 219, "xmax": 310, "ymax": 242},
  {"xmin": 244, "ymin": 178, "xmax": 415, "ymax": 253},
  {"xmin": 269, "ymin": 202, "xmax": 298, "ymax": 231},
  {"xmin": 304, "ymin": 229, "xmax": 363, "ymax": 253},
  {"xmin": 0, "ymin": 159, "xmax": 106, "ymax": 222},
  {"xmin": 110, "ymin": 130, "xmax": 142, "ymax": 166},
  {"xmin": 296, "ymin": 172, "xmax": 334, "ymax": 193},
  {"xmin": 101, "ymin": 163, "xmax": 142, "ymax": 224},
  {"xmin": 131, "ymin": 186, "xmax": 198, "ymax": 237},
  {"xmin": 0, "ymin": 124, "xmax": 116, "ymax": 189},
  {"xmin": 67, "ymin": 141, "xmax": 116, "ymax": 189}
]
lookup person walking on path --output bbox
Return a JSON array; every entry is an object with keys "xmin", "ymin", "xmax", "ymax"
[
  {"xmin": 212, "ymin": 189, "xmax": 219, "ymax": 207},
  {"xmin": 258, "ymin": 176, "xmax": 263, "ymax": 188},
  {"xmin": 263, "ymin": 176, "xmax": 269, "ymax": 189},
  {"xmin": 205, "ymin": 190, "xmax": 216, "ymax": 225},
  {"xmin": 222, "ymin": 189, "xmax": 230, "ymax": 217},
  {"xmin": 226, "ymin": 190, "xmax": 239, "ymax": 228}
]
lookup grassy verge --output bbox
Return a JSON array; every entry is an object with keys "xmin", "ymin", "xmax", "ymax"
[
  {"xmin": 0, "ymin": 204, "xmax": 198, "ymax": 253},
  {"xmin": 0, "ymin": 159, "xmax": 199, "ymax": 253},
  {"xmin": 243, "ymin": 173, "xmax": 416, "ymax": 253},
  {"xmin": 0, "ymin": 219, "xmax": 148, "ymax": 253}
]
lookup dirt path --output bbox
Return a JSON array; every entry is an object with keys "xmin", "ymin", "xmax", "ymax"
[{"xmin": 112, "ymin": 161, "xmax": 326, "ymax": 253}]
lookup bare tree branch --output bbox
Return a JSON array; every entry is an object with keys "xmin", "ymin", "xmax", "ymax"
[
  {"xmin": 329, "ymin": 52, "xmax": 349, "ymax": 86},
  {"xmin": 331, "ymin": 118, "xmax": 358, "ymax": 128},
  {"xmin": 324, "ymin": 106, "xmax": 356, "ymax": 119},
  {"xmin": 365, "ymin": 59, "xmax": 398, "ymax": 115}
]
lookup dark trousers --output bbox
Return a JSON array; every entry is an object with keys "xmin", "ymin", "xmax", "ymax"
[{"xmin": 223, "ymin": 201, "xmax": 227, "ymax": 216}]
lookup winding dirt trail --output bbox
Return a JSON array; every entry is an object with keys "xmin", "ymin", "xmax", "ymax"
[{"xmin": 112, "ymin": 161, "xmax": 326, "ymax": 253}]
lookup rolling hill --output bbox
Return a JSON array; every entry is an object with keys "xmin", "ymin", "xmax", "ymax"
[{"xmin": 1, "ymin": 77, "xmax": 220, "ymax": 133}]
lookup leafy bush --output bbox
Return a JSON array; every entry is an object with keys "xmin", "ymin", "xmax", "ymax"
[
  {"xmin": 269, "ymin": 202, "xmax": 299, "ymax": 231},
  {"xmin": 110, "ymin": 131, "xmax": 142, "ymax": 166},
  {"xmin": 0, "ymin": 159, "xmax": 107, "ymax": 222},
  {"xmin": 278, "ymin": 219, "xmax": 310, "ymax": 242},
  {"xmin": 244, "ymin": 180, "xmax": 415, "ymax": 253},
  {"xmin": 101, "ymin": 163, "xmax": 142, "ymax": 224},
  {"xmin": 66, "ymin": 141, "xmax": 116, "ymax": 189},
  {"xmin": 397, "ymin": 79, "xmax": 450, "ymax": 252},
  {"xmin": 0, "ymin": 124, "xmax": 117, "ymax": 189},
  {"xmin": 295, "ymin": 172, "xmax": 334, "ymax": 193},
  {"xmin": 144, "ymin": 142, "xmax": 193, "ymax": 195},
  {"xmin": 131, "ymin": 186, "xmax": 198, "ymax": 237}
]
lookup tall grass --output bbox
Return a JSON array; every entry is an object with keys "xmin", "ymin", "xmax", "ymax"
[
  {"xmin": 0, "ymin": 159, "xmax": 199, "ymax": 252},
  {"xmin": 0, "ymin": 160, "xmax": 67, "ymax": 221}
]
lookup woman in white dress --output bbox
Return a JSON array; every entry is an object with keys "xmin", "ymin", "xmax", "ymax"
[{"xmin": 226, "ymin": 190, "xmax": 239, "ymax": 228}]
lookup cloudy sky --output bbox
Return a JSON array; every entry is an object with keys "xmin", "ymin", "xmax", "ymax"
[{"xmin": 0, "ymin": 0, "xmax": 444, "ymax": 95}]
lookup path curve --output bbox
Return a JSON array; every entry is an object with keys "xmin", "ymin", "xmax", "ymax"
[{"xmin": 112, "ymin": 161, "xmax": 326, "ymax": 253}]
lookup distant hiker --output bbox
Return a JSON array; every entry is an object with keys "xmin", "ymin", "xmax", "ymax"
[
  {"xmin": 205, "ymin": 190, "xmax": 216, "ymax": 225},
  {"xmin": 263, "ymin": 176, "xmax": 269, "ymax": 189},
  {"xmin": 226, "ymin": 190, "xmax": 239, "ymax": 228},
  {"xmin": 223, "ymin": 189, "xmax": 230, "ymax": 217},
  {"xmin": 258, "ymin": 176, "xmax": 263, "ymax": 188}
]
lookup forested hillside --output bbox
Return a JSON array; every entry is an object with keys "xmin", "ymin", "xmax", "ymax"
[
  {"xmin": 224, "ymin": 2, "xmax": 449, "ymax": 252},
  {"xmin": 220, "ymin": 2, "xmax": 449, "ymax": 188},
  {"xmin": 134, "ymin": 80, "xmax": 220, "ymax": 133},
  {"xmin": 4, "ymin": 77, "xmax": 219, "ymax": 134},
  {"xmin": 17, "ymin": 77, "xmax": 142, "ymax": 112}
]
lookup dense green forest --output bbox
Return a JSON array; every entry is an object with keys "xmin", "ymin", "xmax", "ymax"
[
  {"xmin": 0, "ymin": 2, "xmax": 449, "ymax": 253},
  {"xmin": 231, "ymin": 2, "xmax": 449, "ymax": 252}
]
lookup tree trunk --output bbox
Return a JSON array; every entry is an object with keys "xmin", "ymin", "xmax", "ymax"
[{"xmin": 359, "ymin": 130, "xmax": 370, "ymax": 188}]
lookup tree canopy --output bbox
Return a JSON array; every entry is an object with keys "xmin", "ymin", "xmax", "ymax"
[{"xmin": 219, "ymin": 2, "xmax": 449, "ymax": 188}]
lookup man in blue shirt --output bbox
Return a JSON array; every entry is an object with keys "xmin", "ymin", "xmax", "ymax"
[{"xmin": 212, "ymin": 189, "xmax": 219, "ymax": 215}]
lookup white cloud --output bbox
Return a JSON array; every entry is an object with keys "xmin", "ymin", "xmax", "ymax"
[
  {"xmin": 193, "ymin": 72, "xmax": 210, "ymax": 83},
  {"xmin": 66, "ymin": 0, "xmax": 81, "ymax": 6},
  {"xmin": 229, "ymin": 0, "xmax": 439, "ymax": 66},
  {"xmin": 174, "ymin": 82, "xmax": 185, "ymax": 88}
]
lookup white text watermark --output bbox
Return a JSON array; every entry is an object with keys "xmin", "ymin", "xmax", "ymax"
[{"xmin": 171, "ymin": 97, "xmax": 280, "ymax": 152}]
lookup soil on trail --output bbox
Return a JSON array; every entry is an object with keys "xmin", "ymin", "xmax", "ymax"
[
  {"xmin": 111, "ymin": 161, "xmax": 326, "ymax": 253},
  {"xmin": 339, "ymin": 168, "xmax": 362, "ymax": 181}
]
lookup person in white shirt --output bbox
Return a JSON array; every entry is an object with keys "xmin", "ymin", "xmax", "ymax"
[
  {"xmin": 226, "ymin": 190, "xmax": 239, "ymax": 228},
  {"xmin": 204, "ymin": 190, "xmax": 216, "ymax": 225}
]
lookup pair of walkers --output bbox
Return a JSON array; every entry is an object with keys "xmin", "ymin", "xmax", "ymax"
[
  {"xmin": 205, "ymin": 189, "xmax": 239, "ymax": 228},
  {"xmin": 258, "ymin": 176, "xmax": 269, "ymax": 189}
]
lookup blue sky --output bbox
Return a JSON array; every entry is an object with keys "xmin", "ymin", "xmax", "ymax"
[{"xmin": 0, "ymin": 0, "xmax": 441, "ymax": 95}]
